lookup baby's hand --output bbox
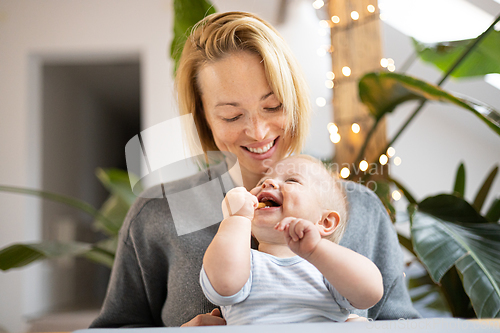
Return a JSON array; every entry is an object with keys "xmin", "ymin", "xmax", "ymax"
[
  {"xmin": 275, "ymin": 217, "xmax": 322, "ymax": 259},
  {"xmin": 221, "ymin": 187, "xmax": 258, "ymax": 220}
]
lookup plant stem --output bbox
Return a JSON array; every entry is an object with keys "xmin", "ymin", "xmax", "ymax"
[
  {"xmin": 380, "ymin": 13, "xmax": 500, "ymax": 160},
  {"xmin": 353, "ymin": 117, "xmax": 380, "ymax": 169}
]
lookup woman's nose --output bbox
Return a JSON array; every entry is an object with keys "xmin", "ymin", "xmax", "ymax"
[
  {"xmin": 262, "ymin": 179, "xmax": 279, "ymax": 189},
  {"xmin": 245, "ymin": 114, "xmax": 268, "ymax": 141}
]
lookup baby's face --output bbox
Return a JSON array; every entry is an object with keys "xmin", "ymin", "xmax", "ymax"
[{"xmin": 250, "ymin": 156, "xmax": 332, "ymax": 228}]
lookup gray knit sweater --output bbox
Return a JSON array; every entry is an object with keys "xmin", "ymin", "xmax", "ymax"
[{"xmin": 90, "ymin": 162, "xmax": 420, "ymax": 327}]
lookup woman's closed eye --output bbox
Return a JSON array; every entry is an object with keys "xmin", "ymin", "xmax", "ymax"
[
  {"xmin": 223, "ymin": 114, "xmax": 242, "ymax": 122},
  {"xmin": 264, "ymin": 103, "xmax": 283, "ymax": 112}
]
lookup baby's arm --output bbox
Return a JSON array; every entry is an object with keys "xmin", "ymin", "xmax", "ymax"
[
  {"xmin": 203, "ymin": 187, "xmax": 258, "ymax": 297},
  {"xmin": 276, "ymin": 217, "xmax": 383, "ymax": 309}
]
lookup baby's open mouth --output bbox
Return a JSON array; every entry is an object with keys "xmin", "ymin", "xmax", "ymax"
[{"xmin": 257, "ymin": 197, "xmax": 281, "ymax": 208}]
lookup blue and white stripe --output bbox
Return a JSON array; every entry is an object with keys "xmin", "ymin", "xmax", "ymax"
[{"xmin": 200, "ymin": 249, "xmax": 353, "ymax": 325}]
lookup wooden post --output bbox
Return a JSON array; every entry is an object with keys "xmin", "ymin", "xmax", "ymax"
[{"xmin": 329, "ymin": 0, "xmax": 387, "ymax": 176}]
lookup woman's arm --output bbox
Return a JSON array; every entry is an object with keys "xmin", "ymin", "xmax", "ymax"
[{"xmin": 203, "ymin": 187, "xmax": 257, "ymax": 296}]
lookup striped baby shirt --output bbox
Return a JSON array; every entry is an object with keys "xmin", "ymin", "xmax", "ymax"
[{"xmin": 200, "ymin": 249, "xmax": 354, "ymax": 325}]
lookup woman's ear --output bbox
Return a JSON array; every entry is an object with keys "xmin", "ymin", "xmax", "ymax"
[{"xmin": 317, "ymin": 211, "xmax": 340, "ymax": 237}]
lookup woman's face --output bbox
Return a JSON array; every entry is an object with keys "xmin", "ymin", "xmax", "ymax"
[{"xmin": 197, "ymin": 51, "xmax": 291, "ymax": 184}]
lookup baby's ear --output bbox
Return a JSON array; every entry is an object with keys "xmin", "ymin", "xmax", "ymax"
[{"xmin": 317, "ymin": 211, "xmax": 340, "ymax": 237}]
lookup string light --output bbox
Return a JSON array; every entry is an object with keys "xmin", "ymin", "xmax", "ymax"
[
  {"xmin": 379, "ymin": 154, "xmax": 388, "ymax": 165},
  {"xmin": 312, "ymin": 0, "xmax": 324, "ymax": 9},
  {"xmin": 367, "ymin": 4, "xmax": 376, "ymax": 13},
  {"xmin": 342, "ymin": 66, "xmax": 351, "ymax": 77},
  {"xmin": 325, "ymin": 80, "xmax": 334, "ymax": 89},
  {"xmin": 340, "ymin": 167, "xmax": 350, "ymax": 179},
  {"xmin": 350, "ymin": 11, "xmax": 360, "ymax": 20},
  {"xmin": 392, "ymin": 190, "xmax": 402, "ymax": 201},
  {"xmin": 359, "ymin": 160, "xmax": 369, "ymax": 172},
  {"xmin": 380, "ymin": 58, "xmax": 388, "ymax": 68},
  {"xmin": 394, "ymin": 156, "xmax": 402, "ymax": 166},
  {"xmin": 327, "ymin": 122, "xmax": 338, "ymax": 134},
  {"xmin": 331, "ymin": 15, "xmax": 340, "ymax": 24},
  {"xmin": 316, "ymin": 97, "xmax": 326, "ymax": 107},
  {"xmin": 387, "ymin": 147, "xmax": 396, "ymax": 157},
  {"xmin": 387, "ymin": 58, "xmax": 396, "ymax": 72},
  {"xmin": 319, "ymin": 20, "xmax": 330, "ymax": 29},
  {"xmin": 330, "ymin": 132, "xmax": 341, "ymax": 144},
  {"xmin": 351, "ymin": 123, "xmax": 360, "ymax": 133},
  {"xmin": 326, "ymin": 72, "xmax": 335, "ymax": 80}
]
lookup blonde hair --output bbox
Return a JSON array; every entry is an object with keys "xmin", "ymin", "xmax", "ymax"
[
  {"xmin": 293, "ymin": 155, "xmax": 349, "ymax": 244},
  {"xmin": 175, "ymin": 12, "xmax": 310, "ymax": 158}
]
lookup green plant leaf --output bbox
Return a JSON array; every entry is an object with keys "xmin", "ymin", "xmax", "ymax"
[
  {"xmin": 408, "ymin": 272, "xmax": 434, "ymax": 289},
  {"xmin": 170, "ymin": 0, "xmax": 216, "ymax": 75},
  {"xmin": 419, "ymin": 194, "xmax": 488, "ymax": 224},
  {"xmin": 93, "ymin": 194, "xmax": 130, "ymax": 236},
  {"xmin": 409, "ymin": 205, "xmax": 500, "ymax": 318},
  {"xmin": 439, "ymin": 265, "xmax": 475, "ymax": 318},
  {"xmin": 0, "ymin": 242, "xmax": 92, "ymax": 271},
  {"xmin": 358, "ymin": 72, "xmax": 500, "ymax": 136},
  {"xmin": 83, "ymin": 238, "xmax": 118, "ymax": 269},
  {"xmin": 485, "ymin": 198, "xmax": 500, "ymax": 222},
  {"xmin": 0, "ymin": 185, "xmax": 113, "ymax": 229},
  {"xmin": 473, "ymin": 165, "xmax": 498, "ymax": 213},
  {"xmin": 96, "ymin": 168, "xmax": 141, "ymax": 207},
  {"xmin": 453, "ymin": 163, "xmax": 466, "ymax": 198},
  {"xmin": 413, "ymin": 30, "xmax": 500, "ymax": 78},
  {"xmin": 397, "ymin": 233, "xmax": 416, "ymax": 257}
]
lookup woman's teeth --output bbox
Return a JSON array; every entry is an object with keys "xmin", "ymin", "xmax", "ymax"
[{"xmin": 247, "ymin": 140, "xmax": 274, "ymax": 154}]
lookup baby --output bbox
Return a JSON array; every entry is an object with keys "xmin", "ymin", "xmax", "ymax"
[{"xmin": 201, "ymin": 155, "xmax": 383, "ymax": 325}]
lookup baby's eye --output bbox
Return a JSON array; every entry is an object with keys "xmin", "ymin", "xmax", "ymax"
[{"xmin": 286, "ymin": 178, "xmax": 299, "ymax": 183}]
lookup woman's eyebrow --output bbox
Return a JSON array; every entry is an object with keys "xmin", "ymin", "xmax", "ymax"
[
  {"xmin": 215, "ymin": 101, "xmax": 239, "ymax": 107},
  {"xmin": 261, "ymin": 92, "xmax": 274, "ymax": 101}
]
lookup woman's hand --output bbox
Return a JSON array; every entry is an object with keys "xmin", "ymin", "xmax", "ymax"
[
  {"xmin": 221, "ymin": 187, "xmax": 258, "ymax": 221},
  {"xmin": 181, "ymin": 308, "xmax": 226, "ymax": 327},
  {"xmin": 275, "ymin": 217, "xmax": 322, "ymax": 259},
  {"xmin": 346, "ymin": 314, "xmax": 369, "ymax": 322}
]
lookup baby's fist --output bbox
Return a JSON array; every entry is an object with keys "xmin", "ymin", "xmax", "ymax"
[{"xmin": 222, "ymin": 187, "xmax": 258, "ymax": 220}]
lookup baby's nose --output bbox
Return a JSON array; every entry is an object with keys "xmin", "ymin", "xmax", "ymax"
[{"xmin": 262, "ymin": 179, "xmax": 279, "ymax": 189}]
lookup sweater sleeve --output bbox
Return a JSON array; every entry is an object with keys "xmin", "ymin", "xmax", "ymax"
[
  {"xmin": 90, "ymin": 197, "xmax": 167, "ymax": 328},
  {"xmin": 340, "ymin": 181, "xmax": 421, "ymax": 320}
]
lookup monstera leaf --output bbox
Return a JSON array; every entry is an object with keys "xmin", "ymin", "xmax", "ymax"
[
  {"xmin": 358, "ymin": 72, "xmax": 500, "ymax": 137},
  {"xmin": 409, "ymin": 203, "xmax": 500, "ymax": 318}
]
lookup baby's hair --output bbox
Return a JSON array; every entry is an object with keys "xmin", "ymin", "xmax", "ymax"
[{"xmin": 293, "ymin": 155, "xmax": 348, "ymax": 244}]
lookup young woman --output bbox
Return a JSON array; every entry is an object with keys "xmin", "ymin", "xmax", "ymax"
[{"xmin": 90, "ymin": 12, "xmax": 420, "ymax": 327}]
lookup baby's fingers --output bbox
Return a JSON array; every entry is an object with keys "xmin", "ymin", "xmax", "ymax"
[{"xmin": 275, "ymin": 217, "xmax": 294, "ymax": 231}]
